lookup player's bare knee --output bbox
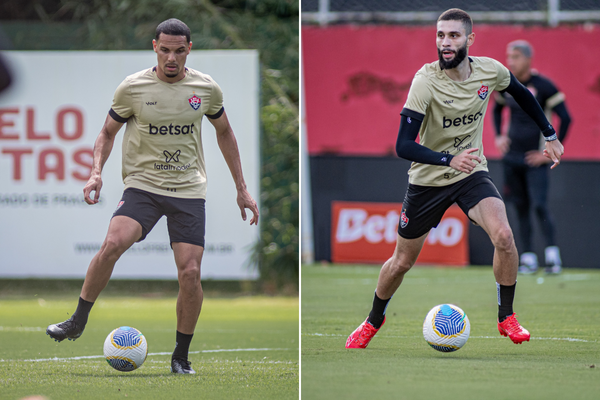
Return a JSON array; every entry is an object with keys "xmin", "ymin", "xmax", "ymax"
[
  {"xmin": 492, "ymin": 226, "xmax": 515, "ymax": 253},
  {"xmin": 178, "ymin": 261, "xmax": 201, "ymax": 284},
  {"xmin": 388, "ymin": 257, "xmax": 413, "ymax": 278},
  {"xmin": 98, "ymin": 237, "xmax": 129, "ymax": 263}
]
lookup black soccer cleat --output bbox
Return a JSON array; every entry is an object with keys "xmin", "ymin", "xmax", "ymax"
[
  {"xmin": 171, "ymin": 358, "xmax": 196, "ymax": 374},
  {"xmin": 46, "ymin": 317, "xmax": 85, "ymax": 342}
]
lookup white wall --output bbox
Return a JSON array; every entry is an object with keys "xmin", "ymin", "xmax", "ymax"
[{"xmin": 0, "ymin": 50, "xmax": 260, "ymax": 280}]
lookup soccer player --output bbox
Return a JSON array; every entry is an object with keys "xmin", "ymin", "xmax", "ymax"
[
  {"xmin": 345, "ymin": 9, "xmax": 563, "ymax": 349},
  {"xmin": 493, "ymin": 40, "xmax": 571, "ymax": 274},
  {"xmin": 46, "ymin": 19, "xmax": 259, "ymax": 374}
]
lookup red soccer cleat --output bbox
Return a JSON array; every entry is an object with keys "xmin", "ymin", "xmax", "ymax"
[
  {"xmin": 345, "ymin": 317, "xmax": 385, "ymax": 349},
  {"xmin": 498, "ymin": 313, "xmax": 530, "ymax": 344}
]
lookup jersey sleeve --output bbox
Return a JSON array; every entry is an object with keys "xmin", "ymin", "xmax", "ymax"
[
  {"xmin": 403, "ymin": 71, "xmax": 432, "ymax": 115},
  {"xmin": 110, "ymin": 78, "xmax": 134, "ymax": 123},
  {"xmin": 492, "ymin": 59, "xmax": 511, "ymax": 92},
  {"xmin": 206, "ymin": 78, "xmax": 224, "ymax": 117}
]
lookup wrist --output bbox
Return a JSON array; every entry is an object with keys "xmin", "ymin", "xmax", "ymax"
[{"xmin": 542, "ymin": 124, "xmax": 557, "ymax": 141}]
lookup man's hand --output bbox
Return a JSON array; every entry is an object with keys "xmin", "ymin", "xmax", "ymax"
[
  {"xmin": 449, "ymin": 148, "xmax": 481, "ymax": 174},
  {"xmin": 525, "ymin": 150, "xmax": 551, "ymax": 167},
  {"xmin": 495, "ymin": 135, "xmax": 510, "ymax": 155},
  {"xmin": 83, "ymin": 174, "xmax": 102, "ymax": 205},
  {"xmin": 543, "ymin": 139, "xmax": 564, "ymax": 169},
  {"xmin": 237, "ymin": 188, "xmax": 259, "ymax": 225}
]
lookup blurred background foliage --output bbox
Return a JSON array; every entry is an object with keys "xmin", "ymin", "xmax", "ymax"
[{"xmin": 0, "ymin": 0, "xmax": 299, "ymax": 292}]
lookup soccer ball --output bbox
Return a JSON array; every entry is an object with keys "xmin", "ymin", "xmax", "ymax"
[
  {"xmin": 423, "ymin": 304, "xmax": 470, "ymax": 352},
  {"xmin": 103, "ymin": 326, "xmax": 148, "ymax": 371}
]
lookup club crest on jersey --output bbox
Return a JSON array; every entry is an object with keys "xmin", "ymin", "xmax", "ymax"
[
  {"xmin": 477, "ymin": 85, "xmax": 489, "ymax": 100},
  {"xmin": 188, "ymin": 95, "xmax": 201, "ymax": 110},
  {"xmin": 400, "ymin": 209, "xmax": 409, "ymax": 229}
]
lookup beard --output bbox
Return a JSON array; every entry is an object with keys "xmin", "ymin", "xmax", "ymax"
[{"xmin": 438, "ymin": 41, "xmax": 468, "ymax": 70}]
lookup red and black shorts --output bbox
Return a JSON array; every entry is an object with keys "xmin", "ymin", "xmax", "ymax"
[
  {"xmin": 113, "ymin": 188, "xmax": 206, "ymax": 247},
  {"xmin": 398, "ymin": 171, "xmax": 502, "ymax": 239}
]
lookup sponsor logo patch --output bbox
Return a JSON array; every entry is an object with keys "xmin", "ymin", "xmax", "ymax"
[
  {"xmin": 477, "ymin": 85, "xmax": 489, "ymax": 100},
  {"xmin": 189, "ymin": 95, "xmax": 201, "ymax": 110},
  {"xmin": 163, "ymin": 149, "xmax": 181, "ymax": 163}
]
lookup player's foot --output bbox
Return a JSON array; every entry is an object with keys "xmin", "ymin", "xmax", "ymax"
[
  {"xmin": 518, "ymin": 265, "xmax": 538, "ymax": 274},
  {"xmin": 518, "ymin": 252, "xmax": 538, "ymax": 274},
  {"xmin": 545, "ymin": 265, "xmax": 562, "ymax": 274},
  {"xmin": 46, "ymin": 317, "xmax": 85, "ymax": 342},
  {"xmin": 345, "ymin": 317, "xmax": 385, "ymax": 349},
  {"xmin": 498, "ymin": 313, "xmax": 530, "ymax": 344},
  {"xmin": 171, "ymin": 358, "xmax": 196, "ymax": 374}
]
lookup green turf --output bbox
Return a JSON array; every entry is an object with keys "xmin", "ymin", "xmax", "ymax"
[
  {"xmin": 0, "ymin": 295, "xmax": 298, "ymax": 399},
  {"xmin": 301, "ymin": 265, "xmax": 600, "ymax": 400}
]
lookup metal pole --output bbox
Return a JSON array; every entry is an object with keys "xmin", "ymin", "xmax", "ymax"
[
  {"xmin": 548, "ymin": 0, "xmax": 560, "ymax": 26},
  {"xmin": 318, "ymin": 0, "xmax": 330, "ymax": 26}
]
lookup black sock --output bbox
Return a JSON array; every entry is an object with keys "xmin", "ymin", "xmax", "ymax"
[
  {"xmin": 72, "ymin": 297, "xmax": 94, "ymax": 326},
  {"xmin": 367, "ymin": 291, "xmax": 392, "ymax": 329},
  {"xmin": 497, "ymin": 282, "xmax": 516, "ymax": 322},
  {"xmin": 173, "ymin": 331, "xmax": 194, "ymax": 361}
]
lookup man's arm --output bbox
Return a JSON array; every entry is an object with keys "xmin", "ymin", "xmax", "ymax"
[
  {"xmin": 83, "ymin": 114, "xmax": 124, "ymax": 204},
  {"xmin": 493, "ymin": 95, "xmax": 510, "ymax": 155},
  {"xmin": 207, "ymin": 110, "xmax": 259, "ymax": 225},
  {"xmin": 396, "ymin": 108, "xmax": 481, "ymax": 174},
  {"xmin": 502, "ymin": 72, "xmax": 564, "ymax": 168},
  {"xmin": 553, "ymin": 102, "xmax": 571, "ymax": 143}
]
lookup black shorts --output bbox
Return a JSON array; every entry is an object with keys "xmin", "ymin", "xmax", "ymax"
[
  {"xmin": 398, "ymin": 171, "xmax": 502, "ymax": 239},
  {"xmin": 113, "ymin": 188, "xmax": 206, "ymax": 247}
]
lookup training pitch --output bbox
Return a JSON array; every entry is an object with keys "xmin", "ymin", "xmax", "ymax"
[
  {"xmin": 0, "ymin": 294, "xmax": 298, "ymax": 399},
  {"xmin": 302, "ymin": 264, "xmax": 600, "ymax": 400}
]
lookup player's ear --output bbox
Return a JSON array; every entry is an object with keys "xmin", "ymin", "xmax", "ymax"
[
  {"xmin": 188, "ymin": 41, "xmax": 193, "ymax": 52},
  {"xmin": 152, "ymin": 39, "xmax": 157, "ymax": 53},
  {"xmin": 467, "ymin": 32, "xmax": 475, "ymax": 47}
]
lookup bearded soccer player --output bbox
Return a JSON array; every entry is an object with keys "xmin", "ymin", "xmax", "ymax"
[
  {"xmin": 494, "ymin": 40, "xmax": 571, "ymax": 275},
  {"xmin": 46, "ymin": 19, "xmax": 259, "ymax": 374},
  {"xmin": 345, "ymin": 9, "xmax": 564, "ymax": 349}
]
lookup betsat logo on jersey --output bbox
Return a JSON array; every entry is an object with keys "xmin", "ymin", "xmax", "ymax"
[
  {"xmin": 149, "ymin": 123, "xmax": 195, "ymax": 135},
  {"xmin": 423, "ymin": 304, "xmax": 470, "ymax": 352},
  {"xmin": 104, "ymin": 326, "xmax": 148, "ymax": 372}
]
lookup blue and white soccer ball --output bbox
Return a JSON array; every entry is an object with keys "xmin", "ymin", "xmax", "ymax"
[
  {"xmin": 423, "ymin": 304, "xmax": 470, "ymax": 352},
  {"xmin": 103, "ymin": 326, "xmax": 148, "ymax": 371}
]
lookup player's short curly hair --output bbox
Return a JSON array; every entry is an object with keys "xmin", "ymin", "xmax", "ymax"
[
  {"xmin": 438, "ymin": 8, "xmax": 473, "ymax": 35},
  {"xmin": 155, "ymin": 18, "xmax": 191, "ymax": 43}
]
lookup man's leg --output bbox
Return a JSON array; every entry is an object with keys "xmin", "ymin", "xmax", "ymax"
[
  {"xmin": 468, "ymin": 197, "xmax": 530, "ymax": 344},
  {"xmin": 346, "ymin": 232, "xmax": 428, "ymax": 349},
  {"xmin": 504, "ymin": 161, "xmax": 537, "ymax": 272},
  {"xmin": 528, "ymin": 165, "xmax": 562, "ymax": 273},
  {"xmin": 47, "ymin": 216, "xmax": 142, "ymax": 342},
  {"xmin": 170, "ymin": 242, "xmax": 204, "ymax": 374}
]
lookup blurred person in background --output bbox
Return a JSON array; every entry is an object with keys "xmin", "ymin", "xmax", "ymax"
[
  {"xmin": 46, "ymin": 18, "xmax": 259, "ymax": 374},
  {"xmin": 493, "ymin": 40, "xmax": 571, "ymax": 274}
]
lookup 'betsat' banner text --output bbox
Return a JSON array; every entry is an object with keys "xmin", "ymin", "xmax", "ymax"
[
  {"xmin": 0, "ymin": 51, "xmax": 259, "ymax": 279},
  {"xmin": 332, "ymin": 201, "xmax": 468, "ymax": 265}
]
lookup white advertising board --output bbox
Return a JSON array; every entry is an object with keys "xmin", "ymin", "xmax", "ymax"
[{"xmin": 0, "ymin": 50, "xmax": 260, "ymax": 280}]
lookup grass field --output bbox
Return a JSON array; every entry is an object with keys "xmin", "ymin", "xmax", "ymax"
[
  {"xmin": 302, "ymin": 264, "xmax": 600, "ymax": 400},
  {"xmin": 0, "ymin": 291, "xmax": 298, "ymax": 400}
]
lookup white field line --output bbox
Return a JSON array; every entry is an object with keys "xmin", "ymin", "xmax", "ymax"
[
  {"xmin": 0, "ymin": 348, "xmax": 295, "ymax": 362},
  {"xmin": 304, "ymin": 332, "xmax": 597, "ymax": 343}
]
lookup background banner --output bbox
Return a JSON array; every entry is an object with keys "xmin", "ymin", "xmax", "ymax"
[
  {"xmin": 0, "ymin": 50, "xmax": 260, "ymax": 279},
  {"xmin": 331, "ymin": 201, "xmax": 468, "ymax": 265}
]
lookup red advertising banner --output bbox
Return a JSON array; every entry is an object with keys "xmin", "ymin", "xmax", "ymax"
[
  {"xmin": 303, "ymin": 25, "xmax": 600, "ymax": 159},
  {"xmin": 331, "ymin": 201, "xmax": 469, "ymax": 265}
]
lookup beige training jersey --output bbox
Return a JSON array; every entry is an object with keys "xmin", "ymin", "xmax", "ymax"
[
  {"xmin": 403, "ymin": 56, "xmax": 511, "ymax": 186},
  {"xmin": 110, "ymin": 67, "xmax": 224, "ymax": 199}
]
